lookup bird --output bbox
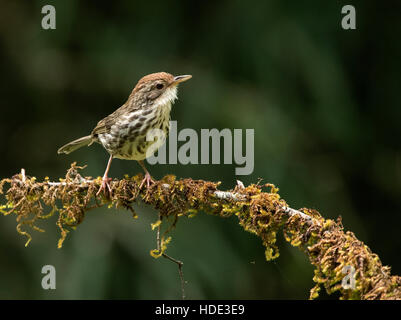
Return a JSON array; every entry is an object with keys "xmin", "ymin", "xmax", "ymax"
[{"xmin": 57, "ymin": 72, "xmax": 192, "ymax": 195}]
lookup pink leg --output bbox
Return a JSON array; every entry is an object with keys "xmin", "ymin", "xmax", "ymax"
[
  {"xmin": 96, "ymin": 155, "xmax": 113, "ymax": 196},
  {"xmin": 138, "ymin": 160, "xmax": 155, "ymax": 189}
]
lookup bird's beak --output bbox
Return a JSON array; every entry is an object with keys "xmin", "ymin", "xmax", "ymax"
[{"xmin": 172, "ymin": 75, "xmax": 192, "ymax": 85}]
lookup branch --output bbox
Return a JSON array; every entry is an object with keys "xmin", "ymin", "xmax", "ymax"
[{"xmin": 0, "ymin": 163, "xmax": 400, "ymax": 300}]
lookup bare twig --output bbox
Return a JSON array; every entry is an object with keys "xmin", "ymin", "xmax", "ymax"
[{"xmin": 156, "ymin": 213, "xmax": 186, "ymax": 300}]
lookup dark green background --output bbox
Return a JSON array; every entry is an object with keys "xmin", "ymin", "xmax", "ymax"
[{"xmin": 0, "ymin": 0, "xmax": 400, "ymax": 299}]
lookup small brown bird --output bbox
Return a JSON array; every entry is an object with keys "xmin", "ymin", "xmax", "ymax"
[{"xmin": 58, "ymin": 72, "xmax": 192, "ymax": 195}]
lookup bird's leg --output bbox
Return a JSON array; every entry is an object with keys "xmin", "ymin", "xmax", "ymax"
[
  {"xmin": 96, "ymin": 155, "xmax": 113, "ymax": 196},
  {"xmin": 138, "ymin": 160, "xmax": 155, "ymax": 189}
]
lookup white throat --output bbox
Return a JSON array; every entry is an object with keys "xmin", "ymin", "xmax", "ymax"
[{"xmin": 154, "ymin": 86, "xmax": 178, "ymax": 109}]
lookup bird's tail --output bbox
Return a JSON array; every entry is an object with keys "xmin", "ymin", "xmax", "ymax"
[{"xmin": 57, "ymin": 135, "xmax": 93, "ymax": 154}]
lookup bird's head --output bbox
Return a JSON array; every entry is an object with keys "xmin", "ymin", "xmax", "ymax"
[{"xmin": 130, "ymin": 72, "xmax": 192, "ymax": 107}]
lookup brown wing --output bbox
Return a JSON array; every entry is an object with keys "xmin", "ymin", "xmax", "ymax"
[
  {"xmin": 91, "ymin": 103, "xmax": 130, "ymax": 136},
  {"xmin": 91, "ymin": 76, "xmax": 153, "ymax": 136},
  {"xmin": 91, "ymin": 114, "xmax": 114, "ymax": 136}
]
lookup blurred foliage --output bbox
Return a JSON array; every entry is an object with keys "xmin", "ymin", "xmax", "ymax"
[{"xmin": 0, "ymin": 0, "xmax": 400, "ymax": 299}]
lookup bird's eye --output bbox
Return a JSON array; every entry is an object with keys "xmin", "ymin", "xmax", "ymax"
[{"xmin": 156, "ymin": 83, "xmax": 164, "ymax": 90}]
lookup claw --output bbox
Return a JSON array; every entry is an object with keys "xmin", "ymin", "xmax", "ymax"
[
  {"xmin": 96, "ymin": 176, "xmax": 112, "ymax": 196},
  {"xmin": 96, "ymin": 155, "xmax": 113, "ymax": 197},
  {"xmin": 139, "ymin": 172, "xmax": 155, "ymax": 189}
]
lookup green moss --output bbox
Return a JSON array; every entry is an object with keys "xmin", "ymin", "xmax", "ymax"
[{"xmin": 1, "ymin": 163, "xmax": 400, "ymax": 300}]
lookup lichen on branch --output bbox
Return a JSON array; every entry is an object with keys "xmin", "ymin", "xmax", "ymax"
[{"xmin": 0, "ymin": 163, "xmax": 400, "ymax": 300}]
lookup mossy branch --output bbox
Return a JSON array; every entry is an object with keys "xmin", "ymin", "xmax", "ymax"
[{"xmin": 0, "ymin": 163, "xmax": 400, "ymax": 300}]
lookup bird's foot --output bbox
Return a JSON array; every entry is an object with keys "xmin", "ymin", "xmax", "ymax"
[
  {"xmin": 139, "ymin": 172, "xmax": 155, "ymax": 189},
  {"xmin": 96, "ymin": 176, "xmax": 112, "ymax": 196}
]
